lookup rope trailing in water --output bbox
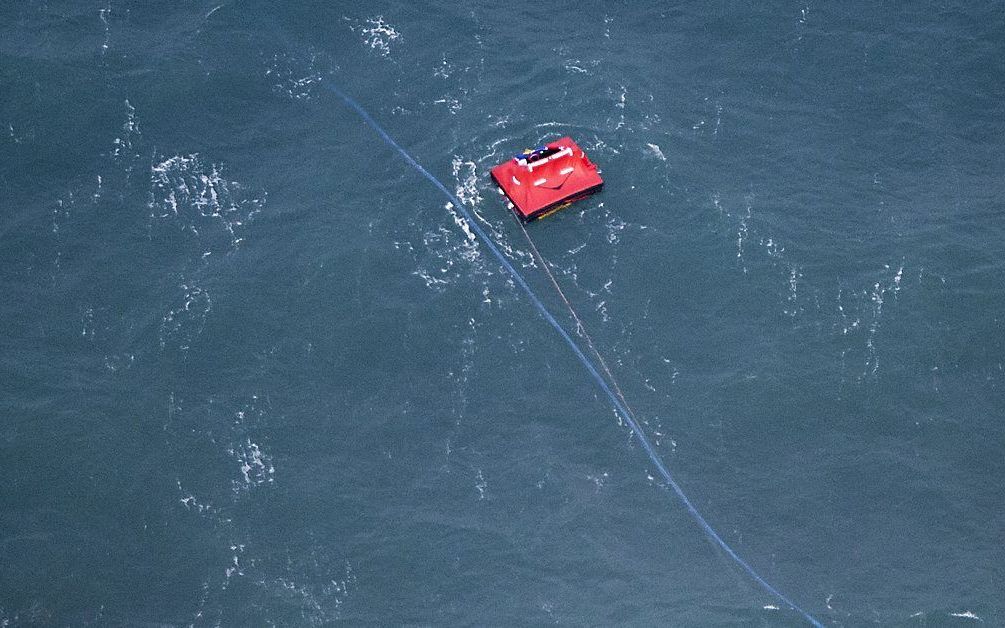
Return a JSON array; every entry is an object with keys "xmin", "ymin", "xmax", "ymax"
[
  {"xmin": 321, "ymin": 80, "xmax": 822, "ymax": 627},
  {"xmin": 512, "ymin": 216, "xmax": 637, "ymax": 417}
]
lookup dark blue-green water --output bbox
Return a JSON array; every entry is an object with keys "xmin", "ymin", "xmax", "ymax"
[{"xmin": 2, "ymin": 1, "xmax": 1003, "ymax": 625}]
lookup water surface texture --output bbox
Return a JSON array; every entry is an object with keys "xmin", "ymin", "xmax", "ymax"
[{"xmin": 2, "ymin": 1, "xmax": 1003, "ymax": 625}]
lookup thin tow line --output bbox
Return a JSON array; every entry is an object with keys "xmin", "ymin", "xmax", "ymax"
[{"xmin": 512, "ymin": 214, "xmax": 636, "ymax": 418}]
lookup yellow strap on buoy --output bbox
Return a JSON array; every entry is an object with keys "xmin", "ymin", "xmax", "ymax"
[{"xmin": 535, "ymin": 201, "xmax": 572, "ymax": 220}]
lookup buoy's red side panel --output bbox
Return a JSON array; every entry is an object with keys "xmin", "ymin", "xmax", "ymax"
[{"xmin": 491, "ymin": 137, "xmax": 603, "ymax": 221}]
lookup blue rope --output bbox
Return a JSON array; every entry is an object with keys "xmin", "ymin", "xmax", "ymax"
[{"xmin": 321, "ymin": 81, "xmax": 822, "ymax": 627}]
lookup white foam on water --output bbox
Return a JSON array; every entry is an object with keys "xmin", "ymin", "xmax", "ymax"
[
  {"xmin": 324, "ymin": 560, "xmax": 359, "ymax": 613},
  {"xmin": 176, "ymin": 480, "xmax": 215, "ymax": 515},
  {"xmin": 836, "ymin": 287, "xmax": 861, "ymax": 336},
  {"xmin": 433, "ymin": 52, "xmax": 453, "ymax": 79},
  {"xmin": 596, "ymin": 299, "xmax": 610, "ymax": 323},
  {"xmin": 80, "ymin": 306, "xmax": 95, "ymax": 340},
  {"xmin": 159, "ymin": 284, "xmax": 212, "ymax": 352},
  {"xmin": 222, "ymin": 543, "xmax": 245, "ymax": 588},
  {"xmin": 229, "ymin": 438, "xmax": 275, "ymax": 493},
  {"xmin": 102, "ymin": 353, "xmax": 134, "ymax": 372},
  {"xmin": 645, "ymin": 143, "xmax": 666, "ymax": 161},
  {"xmin": 763, "ymin": 236, "xmax": 783, "ymax": 257},
  {"xmin": 709, "ymin": 192, "xmax": 921, "ymax": 386},
  {"xmin": 605, "ymin": 213, "xmax": 626, "ymax": 245},
  {"xmin": 783, "ymin": 266, "xmax": 802, "ymax": 317},
  {"xmin": 692, "ymin": 96, "xmax": 724, "ymax": 138},
  {"xmin": 475, "ymin": 468, "xmax": 487, "ymax": 500},
  {"xmin": 54, "ymin": 101, "xmax": 141, "ymax": 275},
  {"xmin": 98, "ymin": 3, "xmax": 111, "ymax": 56},
  {"xmin": 832, "ymin": 263, "xmax": 910, "ymax": 382},
  {"xmin": 949, "ymin": 611, "xmax": 983, "ymax": 621},
  {"xmin": 265, "ymin": 50, "xmax": 328, "ymax": 101},
  {"xmin": 451, "ymin": 157, "xmax": 483, "ymax": 212},
  {"xmin": 892, "ymin": 264, "xmax": 904, "ymax": 295},
  {"xmin": 432, "ymin": 96, "xmax": 462, "ymax": 114},
  {"xmin": 736, "ymin": 203, "xmax": 751, "ymax": 273},
  {"xmin": 180, "ymin": 399, "xmax": 353, "ymax": 628},
  {"xmin": 442, "ymin": 207, "xmax": 478, "ymax": 263},
  {"xmin": 712, "ymin": 192, "xmax": 723, "ymax": 215},
  {"xmin": 149, "ymin": 153, "xmax": 265, "ymax": 255},
  {"xmin": 259, "ymin": 558, "xmax": 358, "ymax": 622},
  {"xmin": 412, "ymin": 268, "xmax": 450, "ymax": 290},
  {"xmin": 112, "ymin": 99, "xmax": 139, "ymax": 158},
  {"xmin": 712, "ymin": 193, "xmax": 829, "ymax": 318},
  {"xmin": 351, "ymin": 16, "xmax": 400, "ymax": 57},
  {"xmin": 192, "ymin": 544, "xmax": 358, "ymax": 623},
  {"xmin": 560, "ymin": 55, "xmax": 599, "ymax": 77},
  {"xmin": 615, "ymin": 84, "xmax": 627, "ymax": 109},
  {"xmin": 611, "ymin": 84, "xmax": 627, "ymax": 129},
  {"xmin": 586, "ymin": 471, "xmax": 609, "ymax": 491},
  {"xmin": 448, "ymin": 316, "xmax": 479, "ymax": 427}
]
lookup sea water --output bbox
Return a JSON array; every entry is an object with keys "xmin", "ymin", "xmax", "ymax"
[{"xmin": 1, "ymin": 2, "xmax": 1002, "ymax": 624}]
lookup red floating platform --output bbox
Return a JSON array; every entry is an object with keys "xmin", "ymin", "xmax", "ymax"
[{"xmin": 490, "ymin": 137, "xmax": 603, "ymax": 221}]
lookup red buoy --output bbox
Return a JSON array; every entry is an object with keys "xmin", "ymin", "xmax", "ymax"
[{"xmin": 490, "ymin": 137, "xmax": 603, "ymax": 221}]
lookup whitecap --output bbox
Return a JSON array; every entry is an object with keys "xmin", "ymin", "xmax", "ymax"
[
  {"xmin": 354, "ymin": 16, "xmax": 400, "ymax": 57},
  {"xmin": 149, "ymin": 153, "xmax": 265, "ymax": 255},
  {"xmin": 159, "ymin": 284, "xmax": 212, "ymax": 352}
]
